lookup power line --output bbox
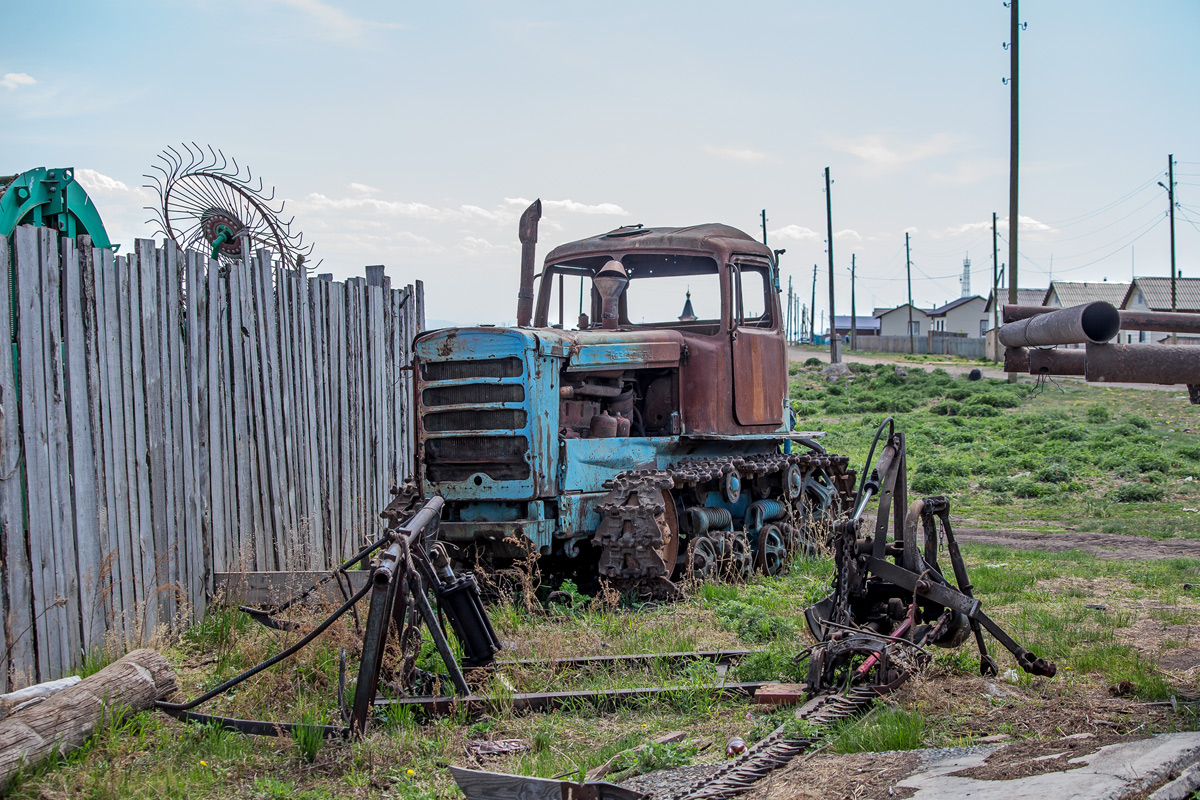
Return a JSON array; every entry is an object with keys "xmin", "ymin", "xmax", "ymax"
[
  {"xmin": 998, "ymin": 215, "xmax": 1166, "ymax": 275},
  {"xmin": 1031, "ymin": 170, "xmax": 1161, "ymax": 228}
]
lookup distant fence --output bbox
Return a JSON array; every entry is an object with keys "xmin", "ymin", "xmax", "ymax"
[
  {"xmin": 851, "ymin": 333, "xmax": 986, "ymax": 359},
  {"xmin": 0, "ymin": 227, "xmax": 422, "ymax": 688}
]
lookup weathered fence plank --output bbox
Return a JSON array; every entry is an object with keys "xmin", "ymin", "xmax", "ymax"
[
  {"xmin": 1, "ymin": 229, "xmax": 421, "ymax": 684},
  {"xmin": 61, "ymin": 239, "xmax": 104, "ymax": 654},
  {"xmin": 0, "ymin": 235, "xmax": 33, "ymax": 689}
]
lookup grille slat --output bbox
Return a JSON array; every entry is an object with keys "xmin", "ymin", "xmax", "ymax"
[{"xmin": 420, "ymin": 357, "xmax": 532, "ymax": 483}]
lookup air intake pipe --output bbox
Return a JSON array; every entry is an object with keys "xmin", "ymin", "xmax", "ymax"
[{"xmin": 515, "ymin": 199, "xmax": 542, "ymax": 327}]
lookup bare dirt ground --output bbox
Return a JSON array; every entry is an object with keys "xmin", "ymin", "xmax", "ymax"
[{"xmin": 955, "ymin": 527, "xmax": 1200, "ymax": 560}]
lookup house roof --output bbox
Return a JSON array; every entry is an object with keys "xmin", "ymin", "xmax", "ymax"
[
  {"xmin": 1047, "ymin": 281, "xmax": 1130, "ymax": 308},
  {"xmin": 873, "ymin": 303, "xmax": 929, "ymax": 319},
  {"xmin": 984, "ymin": 288, "xmax": 1046, "ymax": 312},
  {"xmin": 928, "ymin": 295, "xmax": 984, "ymax": 317},
  {"xmin": 832, "ymin": 315, "xmax": 881, "ymax": 329},
  {"xmin": 1122, "ymin": 277, "xmax": 1200, "ymax": 312}
]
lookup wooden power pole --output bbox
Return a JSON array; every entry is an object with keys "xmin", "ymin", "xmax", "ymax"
[
  {"xmin": 810, "ymin": 264, "xmax": 817, "ymax": 345},
  {"xmin": 849, "ymin": 254, "xmax": 857, "ymax": 351},
  {"xmin": 906, "ymin": 232, "xmax": 914, "ymax": 354},
  {"xmin": 825, "ymin": 167, "xmax": 839, "ymax": 363}
]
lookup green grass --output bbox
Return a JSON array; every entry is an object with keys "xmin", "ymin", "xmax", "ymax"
[
  {"xmin": 827, "ymin": 707, "xmax": 927, "ymax": 753},
  {"xmin": 12, "ymin": 367, "xmax": 1200, "ymax": 798},
  {"xmin": 790, "ymin": 359, "xmax": 1200, "ymax": 540}
]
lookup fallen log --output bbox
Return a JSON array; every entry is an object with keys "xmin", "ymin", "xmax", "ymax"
[
  {"xmin": 0, "ymin": 676, "xmax": 82, "ymax": 720},
  {"xmin": 0, "ymin": 649, "xmax": 177, "ymax": 787}
]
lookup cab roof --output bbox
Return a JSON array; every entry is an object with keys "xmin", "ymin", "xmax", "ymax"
[{"xmin": 543, "ymin": 223, "xmax": 774, "ymax": 268}]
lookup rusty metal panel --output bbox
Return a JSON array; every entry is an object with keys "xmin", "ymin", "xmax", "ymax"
[{"xmin": 732, "ymin": 326, "xmax": 785, "ymax": 426}]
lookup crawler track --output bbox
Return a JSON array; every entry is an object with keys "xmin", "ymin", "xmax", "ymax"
[{"xmin": 592, "ymin": 450, "xmax": 856, "ymax": 598}]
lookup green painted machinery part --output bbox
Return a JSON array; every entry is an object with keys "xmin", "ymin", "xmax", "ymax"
[
  {"xmin": 211, "ymin": 223, "xmax": 234, "ymax": 259},
  {"xmin": 0, "ymin": 167, "xmax": 115, "ymax": 250}
]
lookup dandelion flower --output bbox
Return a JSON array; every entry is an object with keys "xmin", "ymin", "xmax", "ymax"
[
  {"xmin": 406, "ymin": 769, "xmax": 415, "ymax": 777},
  {"xmin": 200, "ymin": 761, "xmax": 208, "ymax": 767}
]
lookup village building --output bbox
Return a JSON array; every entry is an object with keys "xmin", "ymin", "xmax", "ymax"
[{"xmin": 1120, "ymin": 276, "xmax": 1200, "ymax": 345}]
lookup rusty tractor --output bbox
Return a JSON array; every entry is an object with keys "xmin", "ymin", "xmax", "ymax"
[{"xmin": 391, "ymin": 202, "xmax": 857, "ymax": 598}]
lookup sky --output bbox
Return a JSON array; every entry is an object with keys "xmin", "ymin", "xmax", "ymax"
[{"xmin": 3, "ymin": 1, "xmax": 1198, "ymax": 328}]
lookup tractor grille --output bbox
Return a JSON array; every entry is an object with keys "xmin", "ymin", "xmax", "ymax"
[{"xmin": 420, "ymin": 357, "xmax": 531, "ymax": 483}]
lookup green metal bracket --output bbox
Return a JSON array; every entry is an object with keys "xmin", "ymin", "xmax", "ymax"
[
  {"xmin": 0, "ymin": 167, "xmax": 117, "ymax": 251},
  {"xmin": 211, "ymin": 223, "xmax": 234, "ymax": 259}
]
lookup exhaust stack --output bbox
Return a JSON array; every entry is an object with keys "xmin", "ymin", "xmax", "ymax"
[{"xmin": 516, "ymin": 199, "xmax": 542, "ymax": 327}]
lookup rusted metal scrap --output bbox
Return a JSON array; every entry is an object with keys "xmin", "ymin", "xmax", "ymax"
[{"xmin": 1000, "ymin": 302, "xmax": 1200, "ymax": 400}]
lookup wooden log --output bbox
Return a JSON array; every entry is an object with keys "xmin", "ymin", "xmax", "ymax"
[{"xmin": 0, "ymin": 648, "xmax": 177, "ymax": 787}]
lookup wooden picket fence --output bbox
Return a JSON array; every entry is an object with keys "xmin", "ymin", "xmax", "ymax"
[{"xmin": 0, "ymin": 227, "xmax": 423, "ymax": 688}]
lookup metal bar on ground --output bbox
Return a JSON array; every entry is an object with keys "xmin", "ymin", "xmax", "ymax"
[{"xmin": 376, "ymin": 681, "xmax": 770, "ymax": 716}]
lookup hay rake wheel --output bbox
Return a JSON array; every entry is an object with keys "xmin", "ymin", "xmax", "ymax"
[{"xmin": 144, "ymin": 143, "xmax": 314, "ymax": 273}]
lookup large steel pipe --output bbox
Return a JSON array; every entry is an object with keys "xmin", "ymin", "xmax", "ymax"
[
  {"xmin": 1005, "ymin": 304, "xmax": 1200, "ymax": 335},
  {"xmin": 1085, "ymin": 343, "xmax": 1200, "ymax": 385},
  {"xmin": 999, "ymin": 302, "xmax": 1121, "ymax": 347},
  {"xmin": 1003, "ymin": 347, "xmax": 1087, "ymax": 376}
]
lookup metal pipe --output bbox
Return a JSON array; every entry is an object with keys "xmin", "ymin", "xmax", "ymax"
[
  {"xmin": 1113, "ymin": 309, "xmax": 1200, "ymax": 336},
  {"xmin": 1005, "ymin": 304, "xmax": 1200, "ymax": 335},
  {"xmin": 998, "ymin": 302, "xmax": 1121, "ymax": 347},
  {"xmin": 515, "ymin": 199, "xmax": 542, "ymax": 327},
  {"xmin": 1004, "ymin": 346, "xmax": 1087, "ymax": 376},
  {"xmin": 1085, "ymin": 343, "xmax": 1200, "ymax": 385}
]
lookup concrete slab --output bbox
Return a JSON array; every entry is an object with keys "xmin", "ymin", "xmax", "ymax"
[{"xmin": 897, "ymin": 733, "xmax": 1200, "ymax": 800}]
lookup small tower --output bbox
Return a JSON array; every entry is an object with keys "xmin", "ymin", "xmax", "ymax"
[
  {"xmin": 678, "ymin": 290, "xmax": 697, "ymax": 322},
  {"xmin": 960, "ymin": 254, "xmax": 971, "ymax": 298}
]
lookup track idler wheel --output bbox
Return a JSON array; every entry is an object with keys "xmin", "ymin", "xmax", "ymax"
[
  {"xmin": 720, "ymin": 531, "xmax": 753, "ymax": 583},
  {"xmin": 755, "ymin": 523, "xmax": 788, "ymax": 576},
  {"xmin": 687, "ymin": 534, "xmax": 719, "ymax": 582}
]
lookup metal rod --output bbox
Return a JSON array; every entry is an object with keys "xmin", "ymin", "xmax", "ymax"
[
  {"xmin": 998, "ymin": 302, "xmax": 1121, "ymax": 347},
  {"xmin": 376, "ymin": 681, "xmax": 770, "ymax": 716}
]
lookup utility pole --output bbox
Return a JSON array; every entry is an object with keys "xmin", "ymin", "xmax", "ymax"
[
  {"xmin": 810, "ymin": 264, "xmax": 817, "ymax": 345},
  {"xmin": 1160, "ymin": 154, "xmax": 1178, "ymax": 345},
  {"xmin": 992, "ymin": 211, "xmax": 1000, "ymax": 338},
  {"xmin": 825, "ymin": 167, "xmax": 839, "ymax": 362},
  {"xmin": 1006, "ymin": 0, "xmax": 1021, "ymax": 380},
  {"xmin": 786, "ymin": 276, "xmax": 794, "ymax": 342},
  {"xmin": 1006, "ymin": 0, "xmax": 1020, "ymax": 309},
  {"xmin": 761, "ymin": 209, "xmax": 768, "ymax": 246},
  {"xmin": 906, "ymin": 232, "xmax": 914, "ymax": 355},
  {"xmin": 849, "ymin": 254, "xmax": 857, "ymax": 351}
]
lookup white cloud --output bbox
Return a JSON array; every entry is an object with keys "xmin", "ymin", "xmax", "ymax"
[
  {"xmin": 458, "ymin": 236, "xmax": 515, "ymax": 255},
  {"xmin": 771, "ymin": 225, "xmax": 819, "ymax": 242},
  {"xmin": 1, "ymin": 73, "xmax": 36, "ymax": 90},
  {"xmin": 827, "ymin": 132, "xmax": 959, "ymax": 170},
  {"xmin": 75, "ymin": 168, "xmax": 133, "ymax": 194},
  {"xmin": 834, "ymin": 229, "xmax": 862, "ymax": 241},
  {"xmin": 263, "ymin": 0, "xmax": 405, "ymax": 44},
  {"xmin": 703, "ymin": 144, "xmax": 769, "ymax": 163},
  {"xmin": 299, "ymin": 192, "xmax": 452, "ymax": 220},
  {"xmin": 544, "ymin": 199, "xmax": 627, "ymax": 215},
  {"xmin": 349, "ymin": 182, "xmax": 379, "ymax": 194},
  {"xmin": 998, "ymin": 215, "xmax": 1053, "ymax": 233}
]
